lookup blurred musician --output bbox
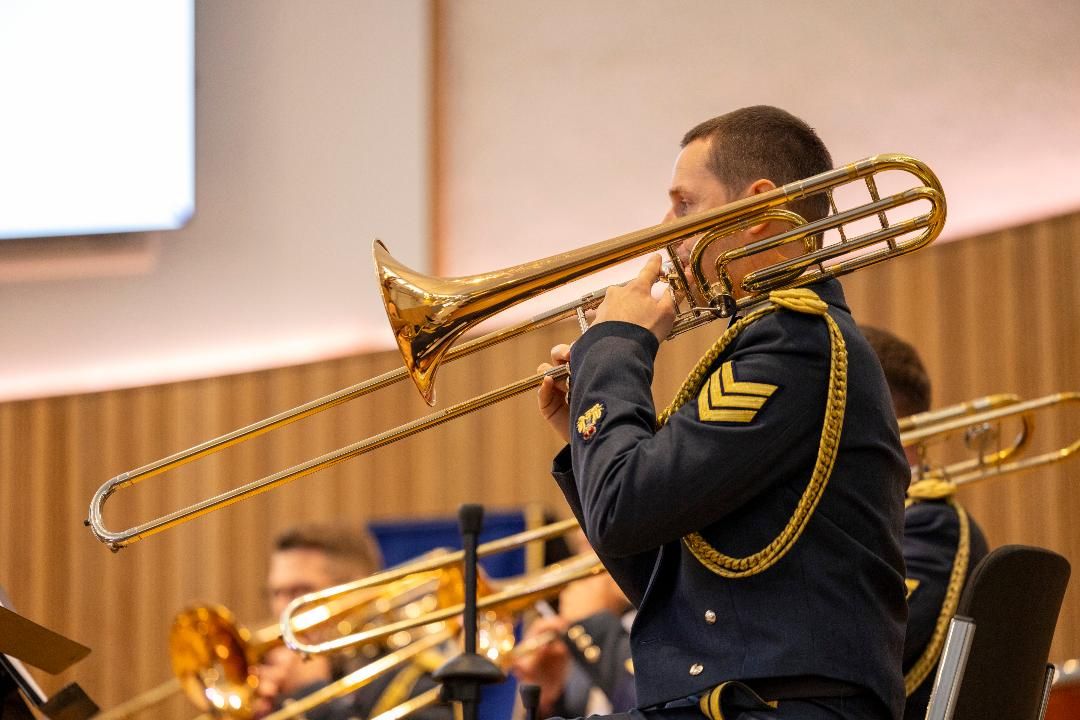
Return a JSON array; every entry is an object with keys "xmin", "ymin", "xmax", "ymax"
[
  {"xmin": 537, "ymin": 106, "xmax": 909, "ymax": 719},
  {"xmin": 257, "ymin": 522, "xmax": 447, "ymax": 720},
  {"xmin": 860, "ymin": 326, "xmax": 990, "ymax": 720},
  {"xmin": 514, "ymin": 535, "xmax": 635, "ymax": 717}
]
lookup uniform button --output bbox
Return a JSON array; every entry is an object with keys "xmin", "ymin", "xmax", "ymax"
[
  {"xmin": 704, "ymin": 610, "xmax": 717, "ymax": 624},
  {"xmin": 575, "ymin": 633, "xmax": 593, "ymax": 650},
  {"xmin": 567, "ymin": 625, "xmax": 585, "ymax": 640},
  {"xmin": 584, "ymin": 646, "xmax": 601, "ymax": 662},
  {"xmin": 689, "ymin": 663, "xmax": 704, "ymax": 676}
]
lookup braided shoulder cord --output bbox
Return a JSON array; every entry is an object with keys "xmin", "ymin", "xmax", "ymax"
[
  {"xmin": 658, "ymin": 289, "xmax": 849, "ymax": 579},
  {"xmin": 655, "ymin": 303, "xmax": 780, "ymax": 428},
  {"xmin": 902, "ymin": 490, "xmax": 971, "ymax": 696}
]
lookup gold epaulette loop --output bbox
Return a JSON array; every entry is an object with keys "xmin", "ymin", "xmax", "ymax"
[
  {"xmin": 658, "ymin": 288, "xmax": 849, "ymax": 579},
  {"xmin": 767, "ymin": 288, "xmax": 830, "ymax": 316},
  {"xmin": 907, "ymin": 477, "xmax": 958, "ymax": 503}
]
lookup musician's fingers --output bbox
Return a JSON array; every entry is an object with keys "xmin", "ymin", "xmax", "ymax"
[
  {"xmin": 629, "ymin": 254, "xmax": 664, "ymax": 290},
  {"xmin": 550, "ymin": 344, "xmax": 571, "ymax": 365}
]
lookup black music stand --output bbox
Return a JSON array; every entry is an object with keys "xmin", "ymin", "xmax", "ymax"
[{"xmin": 0, "ymin": 588, "xmax": 97, "ymax": 720}]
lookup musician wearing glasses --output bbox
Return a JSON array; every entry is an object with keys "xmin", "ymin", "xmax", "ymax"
[
  {"xmin": 258, "ymin": 523, "xmax": 448, "ymax": 720},
  {"xmin": 860, "ymin": 326, "xmax": 990, "ymax": 720},
  {"xmin": 537, "ymin": 106, "xmax": 909, "ymax": 720}
]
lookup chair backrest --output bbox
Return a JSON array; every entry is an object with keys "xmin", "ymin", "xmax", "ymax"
[{"xmin": 948, "ymin": 544, "xmax": 1071, "ymax": 720}]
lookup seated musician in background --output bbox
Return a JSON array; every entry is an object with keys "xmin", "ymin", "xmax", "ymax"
[
  {"xmin": 860, "ymin": 326, "xmax": 990, "ymax": 720},
  {"xmin": 514, "ymin": 544, "xmax": 636, "ymax": 716},
  {"xmin": 538, "ymin": 106, "xmax": 910, "ymax": 719},
  {"xmin": 257, "ymin": 522, "xmax": 448, "ymax": 720}
]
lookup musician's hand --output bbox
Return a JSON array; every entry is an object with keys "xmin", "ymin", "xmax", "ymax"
[
  {"xmin": 511, "ymin": 616, "xmax": 571, "ymax": 717},
  {"xmin": 559, "ymin": 573, "xmax": 631, "ymax": 621},
  {"xmin": 594, "ymin": 255, "xmax": 675, "ymax": 343},
  {"xmin": 537, "ymin": 344, "xmax": 572, "ymax": 443},
  {"xmin": 253, "ymin": 646, "xmax": 332, "ymax": 717}
]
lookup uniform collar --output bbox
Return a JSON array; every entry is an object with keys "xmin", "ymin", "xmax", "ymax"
[
  {"xmin": 805, "ymin": 277, "xmax": 849, "ymax": 313},
  {"xmin": 728, "ymin": 277, "xmax": 848, "ymax": 326}
]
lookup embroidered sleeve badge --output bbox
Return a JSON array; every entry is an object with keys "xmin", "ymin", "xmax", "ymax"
[
  {"xmin": 576, "ymin": 402, "xmax": 605, "ymax": 440},
  {"xmin": 697, "ymin": 361, "xmax": 778, "ymax": 424}
]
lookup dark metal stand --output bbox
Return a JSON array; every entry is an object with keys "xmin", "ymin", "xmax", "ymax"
[
  {"xmin": 432, "ymin": 504, "xmax": 505, "ymax": 720},
  {"xmin": 519, "ymin": 683, "xmax": 542, "ymax": 720}
]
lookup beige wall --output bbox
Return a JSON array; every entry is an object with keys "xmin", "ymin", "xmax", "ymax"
[
  {"xmin": 436, "ymin": 0, "xmax": 1080, "ymax": 293},
  {"xmin": 1, "ymin": 213, "xmax": 1078, "ymax": 716}
]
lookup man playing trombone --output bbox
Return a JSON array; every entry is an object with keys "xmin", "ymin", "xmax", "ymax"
[{"xmin": 537, "ymin": 106, "xmax": 909, "ymax": 720}]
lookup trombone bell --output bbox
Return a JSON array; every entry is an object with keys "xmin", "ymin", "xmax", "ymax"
[{"xmin": 170, "ymin": 605, "xmax": 257, "ymax": 718}]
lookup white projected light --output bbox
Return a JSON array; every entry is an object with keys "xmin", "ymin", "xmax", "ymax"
[{"xmin": 0, "ymin": 0, "xmax": 194, "ymax": 240}]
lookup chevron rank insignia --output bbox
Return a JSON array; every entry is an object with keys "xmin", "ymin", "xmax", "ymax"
[
  {"xmin": 697, "ymin": 361, "xmax": 778, "ymax": 424},
  {"xmin": 576, "ymin": 402, "xmax": 605, "ymax": 440}
]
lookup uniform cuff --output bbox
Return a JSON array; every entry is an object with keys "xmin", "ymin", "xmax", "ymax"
[{"xmin": 573, "ymin": 321, "xmax": 660, "ymax": 366}]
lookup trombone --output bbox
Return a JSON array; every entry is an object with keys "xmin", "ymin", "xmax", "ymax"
[
  {"xmin": 170, "ymin": 604, "xmax": 457, "ymax": 720},
  {"xmin": 900, "ymin": 392, "xmax": 1079, "ymax": 486},
  {"xmin": 281, "ymin": 520, "xmax": 597, "ymax": 657},
  {"xmin": 93, "ymin": 563, "xmax": 453, "ymax": 720},
  {"xmin": 173, "ymin": 524, "xmax": 601, "ymax": 719},
  {"xmin": 284, "ymin": 552, "xmax": 603, "ymax": 657},
  {"xmin": 87, "ymin": 154, "xmax": 946, "ymax": 549}
]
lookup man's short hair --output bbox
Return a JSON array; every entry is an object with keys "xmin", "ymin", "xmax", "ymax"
[
  {"xmin": 860, "ymin": 325, "xmax": 932, "ymax": 417},
  {"xmin": 273, "ymin": 522, "xmax": 383, "ymax": 579},
  {"xmin": 682, "ymin": 105, "xmax": 834, "ymax": 225}
]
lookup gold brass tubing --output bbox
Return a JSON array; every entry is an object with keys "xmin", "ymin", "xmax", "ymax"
[
  {"xmin": 694, "ymin": 157, "xmax": 944, "ymax": 304},
  {"xmin": 92, "ymin": 677, "xmax": 182, "ymax": 720},
  {"xmin": 900, "ymin": 393, "xmax": 1076, "ymax": 446},
  {"xmin": 736, "ymin": 188, "xmax": 942, "ymax": 293},
  {"xmin": 368, "ymin": 686, "xmax": 443, "ymax": 720},
  {"xmin": 261, "ymin": 627, "xmax": 455, "ymax": 720},
  {"xmin": 688, "ymin": 208, "xmax": 807, "ymax": 302},
  {"xmin": 89, "ymin": 365, "xmax": 571, "ymax": 550},
  {"xmin": 363, "ymin": 631, "xmax": 569, "ymax": 720},
  {"xmin": 898, "ymin": 394, "xmax": 1021, "ymax": 434},
  {"xmin": 86, "ymin": 293, "xmax": 590, "ymax": 550},
  {"xmin": 284, "ymin": 553, "xmax": 603, "ymax": 657},
  {"xmin": 947, "ymin": 439, "xmax": 1080, "ymax": 487},
  {"xmin": 901, "ymin": 392, "xmax": 1078, "ymax": 484},
  {"xmin": 284, "ymin": 517, "xmax": 579, "ymax": 625}
]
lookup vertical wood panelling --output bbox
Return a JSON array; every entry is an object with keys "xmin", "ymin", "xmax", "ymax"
[{"xmin": 1, "ymin": 212, "xmax": 1078, "ymax": 716}]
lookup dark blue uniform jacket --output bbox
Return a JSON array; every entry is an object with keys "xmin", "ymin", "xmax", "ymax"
[
  {"xmin": 551, "ymin": 279, "xmax": 909, "ymax": 718},
  {"xmin": 902, "ymin": 501, "xmax": 989, "ymax": 720}
]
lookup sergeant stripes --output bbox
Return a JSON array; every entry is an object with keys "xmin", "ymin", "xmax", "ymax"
[{"xmin": 697, "ymin": 361, "xmax": 778, "ymax": 424}]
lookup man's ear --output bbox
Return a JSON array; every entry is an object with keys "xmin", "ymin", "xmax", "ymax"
[{"xmin": 745, "ymin": 178, "xmax": 778, "ymax": 236}]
